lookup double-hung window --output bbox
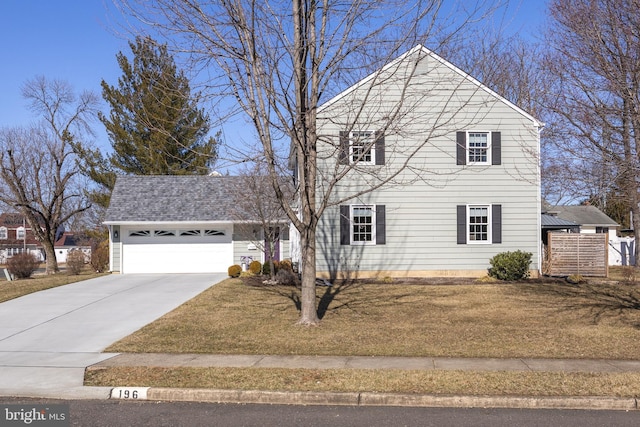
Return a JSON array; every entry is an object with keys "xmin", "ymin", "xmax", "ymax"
[
  {"xmin": 0, "ymin": 227, "xmax": 7, "ymax": 240},
  {"xmin": 339, "ymin": 130, "xmax": 385, "ymax": 166},
  {"xmin": 340, "ymin": 204, "xmax": 386, "ymax": 245},
  {"xmin": 16, "ymin": 227, "xmax": 25, "ymax": 240},
  {"xmin": 351, "ymin": 205, "xmax": 375, "ymax": 243},
  {"xmin": 468, "ymin": 206, "xmax": 489, "ymax": 242},
  {"xmin": 467, "ymin": 132, "xmax": 489, "ymax": 164},
  {"xmin": 350, "ymin": 131, "xmax": 375, "ymax": 165},
  {"xmin": 457, "ymin": 204, "xmax": 502, "ymax": 245},
  {"xmin": 456, "ymin": 131, "xmax": 501, "ymax": 166}
]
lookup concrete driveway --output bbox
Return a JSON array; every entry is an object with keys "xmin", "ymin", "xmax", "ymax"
[{"xmin": 0, "ymin": 273, "xmax": 226, "ymax": 398}]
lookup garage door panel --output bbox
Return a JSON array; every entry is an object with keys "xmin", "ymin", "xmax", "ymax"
[{"xmin": 122, "ymin": 242, "xmax": 233, "ymax": 274}]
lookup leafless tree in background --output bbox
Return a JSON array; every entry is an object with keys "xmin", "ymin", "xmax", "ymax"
[
  {"xmin": 542, "ymin": 0, "xmax": 640, "ymax": 233},
  {"xmin": 231, "ymin": 162, "xmax": 293, "ymax": 280},
  {"xmin": 117, "ymin": 0, "xmax": 508, "ymax": 324},
  {"xmin": 0, "ymin": 77, "xmax": 98, "ymax": 273}
]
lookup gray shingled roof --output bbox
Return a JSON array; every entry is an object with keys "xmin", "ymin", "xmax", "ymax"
[
  {"xmin": 105, "ymin": 175, "xmax": 288, "ymax": 223},
  {"xmin": 547, "ymin": 205, "xmax": 619, "ymax": 227}
]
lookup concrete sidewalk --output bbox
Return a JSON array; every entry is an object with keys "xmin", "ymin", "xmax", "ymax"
[
  {"xmin": 91, "ymin": 353, "xmax": 640, "ymax": 410},
  {"xmin": 93, "ymin": 353, "xmax": 640, "ymax": 373}
]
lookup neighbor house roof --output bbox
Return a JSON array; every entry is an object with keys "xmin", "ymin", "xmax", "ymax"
[
  {"xmin": 541, "ymin": 214, "xmax": 579, "ymax": 229},
  {"xmin": 547, "ymin": 205, "xmax": 619, "ymax": 227},
  {"xmin": 104, "ymin": 175, "xmax": 290, "ymax": 224},
  {"xmin": 55, "ymin": 232, "xmax": 90, "ymax": 248}
]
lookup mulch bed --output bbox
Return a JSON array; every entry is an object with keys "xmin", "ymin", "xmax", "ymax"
[{"xmin": 239, "ymin": 274, "xmax": 573, "ymax": 287}]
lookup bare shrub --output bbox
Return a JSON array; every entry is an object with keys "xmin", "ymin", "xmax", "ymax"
[
  {"xmin": 66, "ymin": 250, "xmax": 86, "ymax": 275},
  {"xmin": 7, "ymin": 252, "xmax": 39, "ymax": 279},
  {"xmin": 621, "ymin": 266, "xmax": 638, "ymax": 285},
  {"xmin": 91, "ymin": 241, "xmax": 109, "ymax": 273},
  {"xmin": 275, "ymin": 268, "xmax": 299, "ymax": 287}
]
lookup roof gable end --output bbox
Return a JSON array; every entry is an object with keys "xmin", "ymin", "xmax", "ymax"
[{"xmin": 319, "ymin": 45, "xmax": 542, "ymax": 127}]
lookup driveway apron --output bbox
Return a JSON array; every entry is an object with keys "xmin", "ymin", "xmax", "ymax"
[{"xmin": 0, "ymin": 273, "xmax": 225, "ymax": 398}]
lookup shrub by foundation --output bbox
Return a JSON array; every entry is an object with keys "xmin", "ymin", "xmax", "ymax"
[
  {"xmin": 249, "ymin": 260, "xmax": 262, "ymax": 275},
  {"xmin": 228, "ymin": 264, "xmax": 242, "ymax": 278},
  {"xmin": 488, "ymin": 250, "xmax": 532, "ymax": 281}
]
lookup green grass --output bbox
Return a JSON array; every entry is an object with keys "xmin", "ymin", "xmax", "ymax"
[{"xmin": 90, "ymin": 267, "xmax": 640, "ymax": 396}]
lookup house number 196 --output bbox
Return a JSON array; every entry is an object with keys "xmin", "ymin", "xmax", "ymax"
[{"xmin": 111, "ymin": 387, "xmax": 149, "ymax": 400}]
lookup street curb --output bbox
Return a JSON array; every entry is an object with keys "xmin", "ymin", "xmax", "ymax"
[{"xmin": 108, "ymin": 387, "xmax": 639, "ymax": 411}]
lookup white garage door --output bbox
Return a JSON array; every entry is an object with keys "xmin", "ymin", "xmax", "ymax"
[{"xmin": 121, "ymin": 227, "xmax": 233, "ymax": 274}]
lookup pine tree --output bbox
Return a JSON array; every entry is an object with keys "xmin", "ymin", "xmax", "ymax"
[{"xmin": 80, "ymin": 36, "xmax": 218, "ymax": 209}]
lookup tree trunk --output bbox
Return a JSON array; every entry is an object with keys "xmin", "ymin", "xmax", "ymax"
[
  {"xmin": 298, "ymin": 226, "xmax": 319, "ymax": 325},
  {"xmin": 42, "ymin": 240, "xmax": 59, "ymax": 274}
]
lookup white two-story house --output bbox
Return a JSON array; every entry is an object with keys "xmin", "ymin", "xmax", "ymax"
[{"xmin": 298, "ymin": 45, "xmax": 542, "ymax": 279}]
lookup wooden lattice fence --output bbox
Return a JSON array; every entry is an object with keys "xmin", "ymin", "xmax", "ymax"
[{"xmin": 544, "ymin": 233, "xmax": 608, "ymax": 277}]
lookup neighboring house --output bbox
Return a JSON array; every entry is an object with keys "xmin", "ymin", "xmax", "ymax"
[
  {"xmin": 545, "ymin": 205, "xmax": 619, "ymax": 235},
  {"xmin": 104, "ymin": 175, "xmax": 290, "ymax": 274},
  {"xmin": 55, "ymin": 232, "xmax": 92, "ymax": 264},
  {"xmin": 0, "ymin": 213, "xmax": 45, "ymax": 263},
  {"xmin": 292, "ymin": 45, "xmax": 542, "ymax": 279},
  {"xmin": 542, "ymin": 204, "xmax": 625, "ymax": 268}
]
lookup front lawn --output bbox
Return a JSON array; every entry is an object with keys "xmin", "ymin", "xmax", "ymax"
[
  {"xmin": 106, "ymin": 272, "xmax": 640, "ymax": 359},
  {"xmin": 87, "ymin": 267, "xmax": 640, "ymax": 396}
]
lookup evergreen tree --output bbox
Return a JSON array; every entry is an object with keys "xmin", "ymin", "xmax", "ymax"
[{"xmin": 80, "ymin": 36, "xmax": 218, "ymax": 208}]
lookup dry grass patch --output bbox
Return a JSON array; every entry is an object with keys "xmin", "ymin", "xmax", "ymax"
[
  {"xmin": 85, "ymin": 366, "xmax": 640, "ymax": 397},
  {"xmin": 0, "ymin": 270, "xmax": 107, "ymax": 303},
  {"xmin": 107, "ymin": 276, "xmax": 640, "ymax": 359}
]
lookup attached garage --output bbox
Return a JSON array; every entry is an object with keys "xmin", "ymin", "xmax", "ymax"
[
  {"xmin": 104, "ymin": 175, "xmax": 290, "ymax": 274},
  {"xmin": 120, "ymin": 226, "xmax": 233, "ymax": 274}
]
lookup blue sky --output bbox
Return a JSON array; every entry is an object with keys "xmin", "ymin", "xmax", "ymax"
[{"xmin": 0, "ymin": 1, "xmax": 547, "ymax": 155}]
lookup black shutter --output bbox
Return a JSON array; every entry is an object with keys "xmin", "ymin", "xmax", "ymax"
[
  {"xmin": 457, "ymin": 205, "xmax": 466, "ymax": 244},
  {"xmin": 492, "ymin": 204, "xmax": 502, "ymax": 243},
  {"xmin": 456, "ymin": 132, "xmax": 466, "ymax": 165},
  {"xmin": 339, "ymin": 131, "xmax": 349, "ymax": 165},
  {"xmin": 491, "ymin": 132, "xmax": 501, "ymax": 165},
  {"xmin": 340, "ymin": 205, "xmax": 350, "ymax": 245},
  {"xmin": 375, "ymin": 131, "xmax": 385, "ymax": 165},
  {"xmin": 376, "ymin": 205, "xmax": 386, "ymax": 245}
]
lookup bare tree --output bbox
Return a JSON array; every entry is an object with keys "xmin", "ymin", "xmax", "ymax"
[
  {"xmin": 118, "ymin": 0, "xmax": 509, "ymax": 324},
  {"xmin": 542, "ymin": 0, "xmax": 640, "ymax": 239},
  {"xmin": 231, "ymin": 162, "xmax": 293, "ymax": 279},
  {"xmin": 0, "ymin": 77, "xmax": 98, "ymax": 273}
]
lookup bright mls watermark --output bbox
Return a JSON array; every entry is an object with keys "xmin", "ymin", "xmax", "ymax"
[{"xmin": 1, "ymin": 404, "xmax": 69, "ymax": 426}]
